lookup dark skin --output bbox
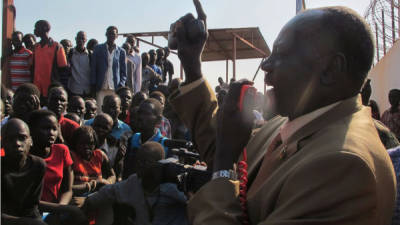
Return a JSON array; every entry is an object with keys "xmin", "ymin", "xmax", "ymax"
[
  {"xmin": 148, "ymin": 50, "xmax": 157, "ymax": 66},
  {"xmin": 135, "ymin": 148, "xmax": 164, "ymax": 193},
  {"xmin": 388, "ymin": 91, "xmax": 400, "ymax": 113},
  {"xmin": 126, "ymin": 36, "xmax": 136, "ymax": 50},
  {"xmin": 163, "ymin": 47, "xmax": 170, "ymax": 59},
  {"xmin": 11, "ymin": 33, "xmax": 23, "ymax": 52},
  {"xmin": 29, "ymin": 115, "xmax": 76, "ymax": 214},
  {"xmin": 106, "ymin": 28, "xmax": 118, "ymax": 53},
  {"xmin": 11, "ymin": 92, "xmax": 40, "ymax": 122},
  {"xmin": 71, "ymin": 133, "xmax": 116, "ymax": 196},
  {"xmin": 2, "ymin": 119, "xmax": 32, "ymax": 172},
  {"xmin": 1, "ymin": 119, "xmax": 49, "ymax": 225},
  {"xmin": 92, "ymin": 113, "xmax": 126, "ymax": 181},
  {"xmin": 122, "ymin": 43, "xmax": 131, "ymax": 56},
  {"xmin": 84, "ymin": 100, "xmax": 97, "ymax": 120},
  {"xmin": 136, "ymin": 102, "xmax": 162, "ymax": 143},
  {"xmin": 23, "ymin": 35, "xmax": 36, "ymax": 51},
  {"xmin": 75, "ymin": 31, "xmax": 87, "ymax": 53},
  {"xmin": 142, "ymin": 52, "xmax": 150, "ymax": 67},
  {"xmin": 92, "ymin": 114, "xmax": 113, "ymax": 146},
  {"xmin": 68, "ymin": 97, "xmax": 86, "ymax": 119},
  {"xmin": 34, "ymin": 22, "xmax": 50, "ymax": 47},
  {"xmin": 117, "ymin": 89, "xmax": 132, "ymax": 121},
  {"xmin": 102, "ymin": 96, "xmax": 121, "ymax": 127},
  {"xmin": 48, "ymin": 88, "xmax": 68, "ymax": 120},
  {"xmin": 156, "ymin": 48, "xmax": 164, "ymax": 63},
  {"xmin": 176, "ymin": 2, "xmax": 360, "ymax": 171},
  {"xmin": 61, "ymin": 40, "xmax": 72, "ymax": 56},
  {"xmin": 3, "ymin": 89, "xmax": 13, "ymax": 117}
]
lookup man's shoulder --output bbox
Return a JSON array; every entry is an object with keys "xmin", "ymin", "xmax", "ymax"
[
  {"xmin": 60, "ymin": 116, "xmax": 80, "ymax": 128},
  {"xmin": 85, "ymin": 118, "xmax": 94, "ymax": 125},
  {"xmin": 29, "ymin": 154, "xmax": 47, "ymax": 173},
  {"xmin": 117, "ymin": 120, "xmax": 132, "ymax": 131}
]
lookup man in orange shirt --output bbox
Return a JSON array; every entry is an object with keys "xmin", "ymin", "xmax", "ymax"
[{"xmin": 33, "ymin": 20, "xmax": 68, "ymax": 102}]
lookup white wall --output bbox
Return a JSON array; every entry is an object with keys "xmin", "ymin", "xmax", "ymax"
[{"xmin": 368, "ymin": 39, "xmax": 400, "ymax": 113}]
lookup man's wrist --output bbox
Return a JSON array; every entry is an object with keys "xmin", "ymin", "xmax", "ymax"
[
  {"xmin": 182, "ymin": 59, "xmax": 202, "ymax": 83},
  {"xmin": 212, "ymin": 169, "xmax": 237, "ymax": 180}
]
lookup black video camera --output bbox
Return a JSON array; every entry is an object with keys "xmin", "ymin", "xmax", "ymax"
[{"xmin": 159, "ymin": 158, "xmax": 211, "ymax": 193}]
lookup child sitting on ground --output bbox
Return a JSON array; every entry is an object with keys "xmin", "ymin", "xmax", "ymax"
[
  {"xmin": 123, "ymin": 98, "xmax": 169, "ymax": 179},
  {"xmin": 27, "ymin": 109, "xmax": 87, "ymax": 225},
  {"xmin": 1, "ymin": 118, "xmax": 47, "ymax": 225},
  {"xmin": 92, "ymin": 113, "xmax": 127, "ymax": 181},
  {"xmin": 70, "ymin": 126, "xmax": 116, "ymax": 196}
]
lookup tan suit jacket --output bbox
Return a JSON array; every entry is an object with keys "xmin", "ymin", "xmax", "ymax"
[{"xmin": 170, "ymin": 80, "xmax": 396, "ymax": 225}]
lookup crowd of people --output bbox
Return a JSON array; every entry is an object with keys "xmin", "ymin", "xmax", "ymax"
[{"xmin": 2, "ymin": 1, "xmax": 400, "ymax": 225}]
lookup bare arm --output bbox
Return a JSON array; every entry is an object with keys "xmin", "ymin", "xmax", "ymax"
[
  {"xmin": 100, "ymin": 151, "xmax": 116, "ymax": 185},
  {"xmin": 58, "ymin": 165, "xmax": 73, "ymax": 205}
]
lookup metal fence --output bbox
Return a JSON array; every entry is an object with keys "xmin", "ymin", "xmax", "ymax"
[{"xmin": 365, "ymin": 0, "xmax": 400, "ymax": 62}]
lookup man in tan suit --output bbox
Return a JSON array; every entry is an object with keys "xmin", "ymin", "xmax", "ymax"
[{"xmin": 169, "ymin": 2, "xmax": 396, "ymax": 225}]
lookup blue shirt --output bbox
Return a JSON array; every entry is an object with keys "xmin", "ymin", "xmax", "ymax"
[
  {"xmin": 388, "ymin": 146, "xmax": 400, "ymax": 225},
  {"xmin": 150, "ymin": 64, "xmax": 162, "ymax": 75},
  {"xmin": 85, "ymin": 118, "xmax": 132, "ymax": 140},
  {"xmin": 130, "ymin": 128, "xmax": 168, "ymax": 155}
]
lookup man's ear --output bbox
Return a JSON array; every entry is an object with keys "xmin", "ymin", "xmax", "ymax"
[{"xmin": 320, "ymin": 52, "xmax": 347, "ymax": 86}]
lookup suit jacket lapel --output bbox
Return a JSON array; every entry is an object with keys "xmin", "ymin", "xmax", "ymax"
[{"xmin": 285, "ymin": 95, "xmax": 363, "ymax": 158}]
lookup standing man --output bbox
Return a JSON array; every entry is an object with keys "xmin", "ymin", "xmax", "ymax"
[
  {"xmin": 156, "ymin": 48, "xmax": 165, "ymax": 81},
  {"xmin": 163, "ymin": 47, "xmax": 174, "ymax": 84},
  {"xmin": 91, "ymin": 26, "xmax": 127, "ymax": 111},
  {"xmin": 121, "ymin": 42, "xmax": 135, "ymax": 93},
  {"xmin": 68, "ymin": 31, "xmax": 92, "ymax": 98},
  {"xmin": 148, "ymin": 50, "xmax": 162, "ymax": 76},
  {"xmin": 33, "ymin": 20, "xmax": 68, "ymax": 102},
  {"xmin": 170, "ymin": 2, "xmax": 396, "ymax": 225},
  {"xmin": 8, "ymin": 31, "xmax": 33, "ymax": 91},
  {"xmin": 126, "ymin": 35, "xmax": 142, "ymax": 94},
  {"xmin": 382, "ymin": 89, "xmax": 400, "ymax": 139}
]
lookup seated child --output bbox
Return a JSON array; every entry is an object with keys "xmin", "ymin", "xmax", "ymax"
[
  {"xmin": 84, "ymin": 98, "xmax": 97, "ymax": 121},
  {"xmin": 27, "ymin": 110, "xmax": 87, "ymax": 225},
  {"xmin": 123, "ymin": 98, "xmax": 169, "ymax": 179},
  {"xmin": 92, "ymin": 113, "xmax": 127, "ymax": 181},
  {"xmin": 1, "ymin": 118, "xmax": 46, "ymax": 225},
  {"xmin": 70, "ymin": 125, "xmax": 116, "ymax": 196}
]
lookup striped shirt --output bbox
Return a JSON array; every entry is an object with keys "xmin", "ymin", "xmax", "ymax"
[{"xmin": 9, "ymin": 47, "xmax": 32, "ymax": 91}]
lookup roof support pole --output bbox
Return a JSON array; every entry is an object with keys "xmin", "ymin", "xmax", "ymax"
[
  {"xmin": 226, "ymin": 59, "xmax": 229, "ymax": 83},
  {"xmin": 2, "ymin": 0, "xmax": 15, "ymax": 88},
  {"xmin": 232, "ymin": 36, "xmax": 236, "ymax": 80}
]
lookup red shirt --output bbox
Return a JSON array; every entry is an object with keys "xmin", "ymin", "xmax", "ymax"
[
  {"xmin": 71, "ymin": 149, "xmax": 103, "ymax": 184},
  {"xmin": 41, "ymin": 144, "xmax": 73, "ymax": 203},
  {"xmin": 33, "ymin": 40, "xmax": 67, "ymax": 97},
  {"xmin": 59, "ymin": 115, "xmax": 80, "ymax": 146},
  {"xmin": 9, "ymin": 47, "xmax": 33, "ymax": 91}
]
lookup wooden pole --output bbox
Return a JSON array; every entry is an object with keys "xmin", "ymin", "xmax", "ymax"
[
  {"xmin": 1, "ymin": 0, "xmax": 15, "ymax": 88},
  {"xmin": 225, "ymin": 59, "xmax": 228, "ymax": 83},
  {"xmin": 232, "ymin": 36, "xmax": 236, "ymax": 80}
]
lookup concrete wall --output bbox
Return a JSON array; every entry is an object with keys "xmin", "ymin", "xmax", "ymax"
[{"xmin": 368, "ymin": 39, "xmax": 400, "ymax": 113}]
